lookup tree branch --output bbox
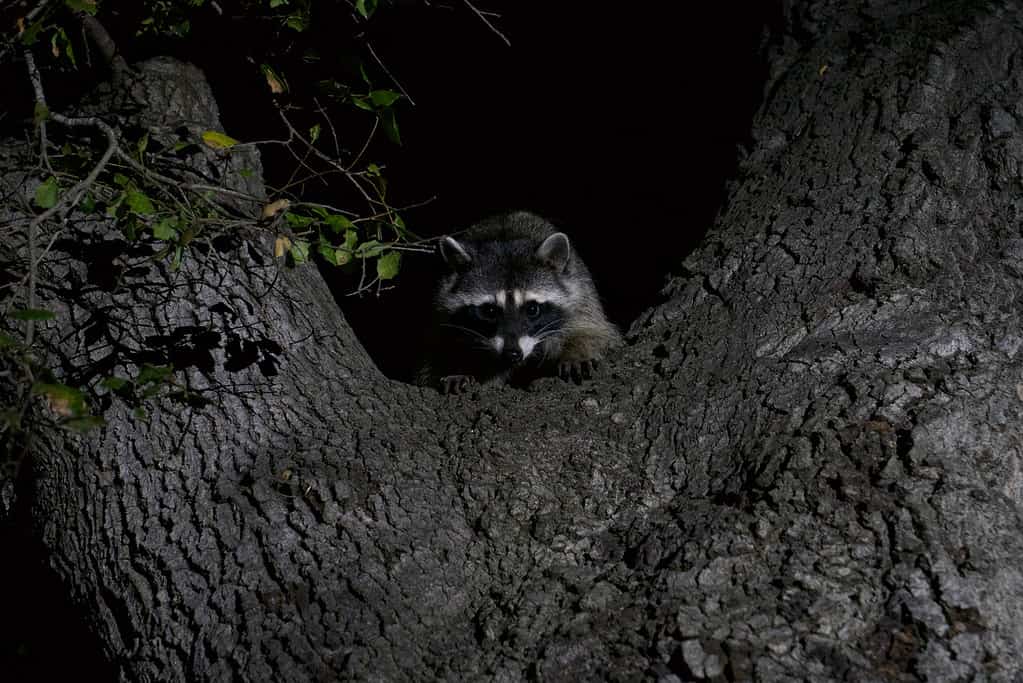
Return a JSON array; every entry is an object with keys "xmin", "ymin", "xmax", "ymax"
[
  {"xmin": 23, "ymin": 48, "xmax": 118, "ymax": 346},
  {"xmin": 78, "ymin": 12, "xmax": 128, "ymax": 75}
]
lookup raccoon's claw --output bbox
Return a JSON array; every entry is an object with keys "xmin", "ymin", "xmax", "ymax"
[
  {"xmin": 559, "ymin": 358, "xmax": 599, "ymax": 384},
  {"xmin": 440, "ymin": 374, "xmax": 476, "ymax": 395}
]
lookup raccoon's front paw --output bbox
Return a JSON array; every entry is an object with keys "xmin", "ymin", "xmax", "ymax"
[
  {"xmin": 558, "ymin": 358, "xmax": 599, "ymax": 384},
  {"xmin": 440, "ymin": 374, "xmax": 476, "ymax": 395}
]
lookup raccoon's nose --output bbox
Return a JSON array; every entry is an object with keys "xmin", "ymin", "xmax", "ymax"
[{"xmin": 502, "ymin": 347, "xmax": 523, "ymax": 364}]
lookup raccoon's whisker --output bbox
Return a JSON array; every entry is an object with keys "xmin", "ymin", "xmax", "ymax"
[
  {"xmin": 440, "ymin": 323, "xmax": 489, "ymax": 342},
  {"xmin": 532, "ymin": 320, "xmax": 561, "ymax": 336},
  {"xmin": 535, "ymin": 329, "xmax": 565, "ymax": 343}
]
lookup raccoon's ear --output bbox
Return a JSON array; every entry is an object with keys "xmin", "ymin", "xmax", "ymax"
[
  {"xmin": 439, "ymin": 236, "xmax": 473, "ymax": 270},
  {"xmin": 536, "ymin": 232, "xmax": 571, "ymax": 272}
]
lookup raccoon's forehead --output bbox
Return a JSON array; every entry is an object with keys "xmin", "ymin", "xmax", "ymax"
[{"xmin": 437, "ymin": 272, "xmax": 571, "ymax": 311}]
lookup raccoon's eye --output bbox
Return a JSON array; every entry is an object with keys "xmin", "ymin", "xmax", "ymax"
[
  {"xmin": 524, "ymin": 301, "xmax": 541, "ymax": 318},
  {"xmin": 476, "ymin": 303, "xmax": 500, "ymax": 321}
]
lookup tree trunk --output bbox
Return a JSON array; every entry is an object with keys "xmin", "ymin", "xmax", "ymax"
[{"xmin": 4, "ymin": 0, "xmax": 1023, "ymax": 680}]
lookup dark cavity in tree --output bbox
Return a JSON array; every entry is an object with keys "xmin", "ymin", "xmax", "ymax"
[{"xmin": 302, "ymin": 3, "xmax": 773, "ymax": 381}]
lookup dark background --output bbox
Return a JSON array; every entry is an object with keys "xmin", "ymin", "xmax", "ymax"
[
  {"xmin": 341, "ymin": 2, "xmax": 773, "ymax": 379},
  {"xmin": 204, "ymin": 1, "xmax": 773, "ymax": 380},
  {"xmin": 1, "ymin": 2, "xmax": 773, "ymax": 679}
]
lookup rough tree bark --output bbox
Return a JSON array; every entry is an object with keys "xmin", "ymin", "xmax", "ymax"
[{"xmin": 4, "ymin": 0, "xmax": 1023, "ymax": 680}]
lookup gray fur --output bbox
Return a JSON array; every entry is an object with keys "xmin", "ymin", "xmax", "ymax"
[{"xmin": 418, "ymin": 211, "xmax": 621, "ymax": 391}]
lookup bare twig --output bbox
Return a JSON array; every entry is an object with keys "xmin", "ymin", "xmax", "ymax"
[
  {"xmin": 275, "ymin": 108, "xmax": 380, "ymax": 208},
  {"xmin": 24, "ymin": 50, "xmax": 120, "ymax": 219},
  {"xmin": 462, "ymin": 0, "xmax": 510, "ymax": 47},
  {"xmin": 366, "ymin": 41, "xmax": 416, "ymax": 106},
  {"xmin": 23, "ymin": 48, "xmax": 120, "ymax": 345},
  {"xmin": 23, "ymin": 50, "xmax": 53, "ymax": 173},
  {"xmin": 349, "ymin": 116, "xmax": 380, "ymax": 173},
  {"xmin": 313, "ymin": 97, "xmax": 343, "ymax": 159}
]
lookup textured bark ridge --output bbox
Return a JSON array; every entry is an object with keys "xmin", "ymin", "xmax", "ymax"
[{"xmin": 4, "ymin": 0, "xmax": 1023, "ymax": 680}]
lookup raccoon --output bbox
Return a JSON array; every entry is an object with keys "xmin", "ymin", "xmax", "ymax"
[{"xmin": 418, "ymin": 211, "xmax": 621, "ymax": 393}]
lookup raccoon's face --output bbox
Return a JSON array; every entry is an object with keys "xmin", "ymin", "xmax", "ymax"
[
  {"xmin": 434, "ymin": 232, "xmax": 575, "ymax": 368},
  {"xmin": 446, "ymin": 290, "xmax": 566, "ymax": 367}
]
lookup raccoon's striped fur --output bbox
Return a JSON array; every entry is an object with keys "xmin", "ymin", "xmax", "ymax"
[{"xmin": 418, "ymin": 211, "xmax": 621, "ymax": 393}]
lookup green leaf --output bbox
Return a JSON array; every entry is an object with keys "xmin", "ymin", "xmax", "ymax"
[
  {"xmin": 376, "ymin": 250, "xmax": 401, "ymax": 280},
  {"xmin": 106, "ymin": 196, "xmax": 125, "ymax": 218},
  {"xmin": 33, "ymin": 102, "xmax": 49, "ymax": 125},
  {"xmin": 65, "ymin": 0, "xmax": 99, "ymax": 15},
  {"xmin": 11, "ymin": 308, "xmax": 55, "ymax": 321},
  {"xmin": 63, "ymin": 416, "xmax": 105, "ymax": 431},
  {"xmin": 132, "ymin": 407, "xmax": 148, "ymax": 421},
  {"xmin": 355, "ymin": 0, "xmax": 378, "ymax": 19},
  {"xmin": 0, "ymin": 334, "xmax": 16, "ymax": 348},
  {"xmin": 137, "ymin": 364, "xmax": 173, "ymax": 385},
  {"xmin": 351, "ymin": 96, "xmax": 374, "ymax": 112},
  {"xmin": 325, "ymin": 214, "xmax": 355, "ymax": 233},
  {"xmin": 380, "ymin": 108, "xmax": 401, "ymax": 145},
  {"xmin": 152, "ymin": 218, "xmax": 177, "ymax": 240},
  {"xmin": 101, "ymin": 376, "xmax": 130, "ymax": 391},
  {"xmin": 318, "ymin": 242, "xmax": 339, "ymax": 265},
  {"xmin": 20, "ymin": 20, "xmax": 43, "ymax": 45},
  {"xmin": 269, "ymin": 0, "xmax": 289, "ymax": 6},
  {"xmin": 285, "ymin": 14, "xmax": 307, "ymax": 31},
  {"xmin": 34, "ymin": 177, "xmax": 58, "ymax": 209},
  {"xmin": 51, "ymin": 28, "xmax": 76, "ymax": 67},
  {"xmin": 356, "ymin": 240, "xmax": 384, "ymax": 258},
  {"xmin": 261, "ymin": 64, "xmax": 287, "ymax": 94},
  {"xmin": 343, "ymin": 230, "xmax": 359, "ymax": 250},
  {"xmin": 284, "ymin": 212, "xmax": 315, "ymax": 228},
  {"xmin": 336, "ymin": 230, "xmax": 359, "ymax": 265},
  {"xmin": 126, "ymin": 190, "xmax": 155, "ymax": 215},
  {"xmin": 32, "ymin": 382, "xmax": 86, "ymax": 416},
  {"xmin": 201, "ymin": 130, "xmax": 240, "ymax": 149},
  {"xmin": 137, "ymin": 132, "xmax": 149, "ymax": 156},
  {"xmin": 369, "ymin": 89, "xmax": 401, "ymax": 107},
  {"xmin": 309, "ymin": 123, "xmax": 321, "ymax": 143},
  {"xmin": 113, "ymin": 173, "xmax": 132, "ymax": 187},
  {"xmin": 290, "ymin": 240, "xmax": 310, "ymax": 264}
]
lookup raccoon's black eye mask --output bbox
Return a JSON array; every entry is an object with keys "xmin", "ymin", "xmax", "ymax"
[{"xmin": 474, "ymin": 303, "xmax": 500, "ymax": 322}]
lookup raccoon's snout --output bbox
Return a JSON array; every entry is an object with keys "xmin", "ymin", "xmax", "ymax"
[{"xmin": 502, "ymin": 346, "xmax": 524, "ymax": 364}]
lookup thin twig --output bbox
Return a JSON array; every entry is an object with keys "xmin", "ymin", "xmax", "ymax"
[
  {"xmin": 23, "ymin": 50, "xmax": 53, "ymax": 173},
  {"xmin": 366, "ymin": 41, "xmax": 416, "ymax": 106},
  {"xmin": 462, "ymin": 0, "xmax": 510, "ymax": 47},
  {"xmin": 24, "ymin": 50, "xmax": 120, "ymax": 221},
  {"xmin": 276, "ymin": 108, "xmax": 380, "ymax": 207},
  {"xmin": 23, "ymin": 48, "xmax": 120, "ymax": 345},
  {"xmin": 349, "ymin": 116, "xmax": 379, "ymax": 171},
  {"xmin": 313, "ymin": 97, "xmax": 343, "ymax": 159}
]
